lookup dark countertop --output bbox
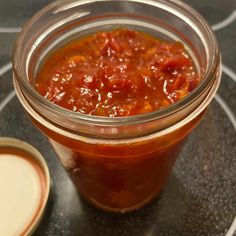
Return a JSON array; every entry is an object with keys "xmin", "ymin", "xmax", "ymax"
[{"xmin": 0, "ymin": 0, "xmax": 235, "ymax": 235}]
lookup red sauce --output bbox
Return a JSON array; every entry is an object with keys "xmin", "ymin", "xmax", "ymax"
[
  {"xmin": 36, "ymin": 28, "xmax": 199, "ymax": 117},
  {"xmin": 34, "ymin": 28, "xmax": 202, "ymax": 211}
]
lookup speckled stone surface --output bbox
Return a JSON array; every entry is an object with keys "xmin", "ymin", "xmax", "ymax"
[{"xmin": 0, "ymin": 0, "xmax": 235, "ymax": 235}]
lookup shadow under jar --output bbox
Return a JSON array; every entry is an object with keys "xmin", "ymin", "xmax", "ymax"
[{"xmin": 13, "ymin": 0, "xmax": 221, "ymax": 212}]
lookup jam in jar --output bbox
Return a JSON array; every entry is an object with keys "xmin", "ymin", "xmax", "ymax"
[{"xmin": 13, "ymin": 0, "xmax": 221, "ymax": 212}]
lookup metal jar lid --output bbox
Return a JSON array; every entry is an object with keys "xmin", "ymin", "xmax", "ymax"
[{"xmin": 0, "ymin": 137, "xmax": 50, "ymax": 236}]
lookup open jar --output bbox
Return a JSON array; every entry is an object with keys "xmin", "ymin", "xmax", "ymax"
[{"xmin": 13, "ymin": 0, "xmax": 221, "ymax": 212}]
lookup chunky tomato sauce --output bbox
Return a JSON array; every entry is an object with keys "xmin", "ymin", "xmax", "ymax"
[
  {"xmin": 36, "ymin": 28, "xmax": 199, "ymax": 117},
  {"xmin": 34, "ymin": 28, "xmax": 202, "ymax": 211}
]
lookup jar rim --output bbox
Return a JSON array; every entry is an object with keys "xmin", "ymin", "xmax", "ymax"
[{"xmin": 12, "ymin": 0, "xmax": 220, "ymax": 126}]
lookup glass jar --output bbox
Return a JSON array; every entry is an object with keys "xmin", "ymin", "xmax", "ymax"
[{"xmin": 13, "ymin": 0, "xmax": 221, "ymax": 212}]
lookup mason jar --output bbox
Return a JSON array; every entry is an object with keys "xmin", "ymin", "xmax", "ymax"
[{"xmin": 12, "ymin": 0, "xmax": 221, "ymax": 212}]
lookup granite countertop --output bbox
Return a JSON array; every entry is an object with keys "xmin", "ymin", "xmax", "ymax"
[{"xmin": 0, "ymin": 0, "xmax": 235, "ymax": 235}]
